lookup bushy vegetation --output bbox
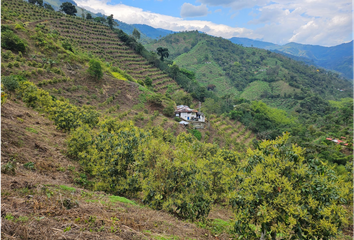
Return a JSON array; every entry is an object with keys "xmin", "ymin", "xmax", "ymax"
[
  {"xmin": 87, "ymin": 59, "xmax": 103, "ymax": 80},
  {"xmin": 1, "ymin": 29, "xmax": 27, "ymax": 52},
  {"xmin": 1, "ymin": 85, "xmax": 7, "ymax": 105},
  {"xmin": 1, "ymin": 1, "xmax": 352, "ymax": 238}
]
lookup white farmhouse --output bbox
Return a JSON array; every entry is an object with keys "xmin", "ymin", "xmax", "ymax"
[{"xmin": 175, "ymin": 105, "xmax": 205, "ymax": 122}]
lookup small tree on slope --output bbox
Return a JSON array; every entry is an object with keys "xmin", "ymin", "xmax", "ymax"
[{"xmin": 88, "ymin": 59, "xmax": 103, "ymax": 80}]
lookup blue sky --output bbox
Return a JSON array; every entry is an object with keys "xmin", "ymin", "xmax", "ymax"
[
  {"xmin": 107, "ymin": 0, "xmax": 262, "ymax": 29},
  {"xmin": 75, "ymin": 0, "xmax": 353, "ymax": 46}
]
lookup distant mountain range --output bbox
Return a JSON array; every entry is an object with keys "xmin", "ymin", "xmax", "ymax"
[
  {"xmin": 229, "ymin": 38, "xmax": 353, "ymax": 80},
  {"xmin": 131, "ymin": 24, "xmax": 175, "ymax": 39}
]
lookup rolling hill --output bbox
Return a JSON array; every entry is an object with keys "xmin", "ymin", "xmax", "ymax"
[
  {"xmin": 229, "ymin": 37, "xmax": 353, "ymax": 80},
  {"xmin": 145, "ymin": 31, "xmax": 352, "ymax": 109}
]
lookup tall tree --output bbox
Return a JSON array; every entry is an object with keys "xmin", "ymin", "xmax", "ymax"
[
  {"xmin": 36, "ymin": 0, "xmax": 43, "ymax": 7},
  {"xmin": 156, "ymin": 47, "xmax": 169, "ymax": 61},
  {"xmin": 94, "ymin": 17, "xmax": 106, "ymax": 24},
  {"xmin": 86, "ymin": 13, "xmax": 92, "ymax": 20},
  {"xmin": 107, "ymin": 14, "xmax": 114, "ymax": 29},
  {"xmin": 132, "ymin": 28, "xmax": 141, "ymax": 40},
  {"xmin": 44, "ymin": 3, "xmax": 54, "ymax": 11},
  {"xmin": 60, "ymin": 2, "xmax": 77, "ymax": 16},
  {"xmin": 29, "ymin": 0, "xmax": 43, "ymax": 7}
]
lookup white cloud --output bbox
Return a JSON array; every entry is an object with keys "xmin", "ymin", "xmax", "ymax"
[
  {"xmin": 180, "ymin": 3, "xmax": 209, "ymax": 18},
  {"xmin": 197, "ymin": 0, "xmax": 352, "ymax": 46},
  {"xmin": 74, "ymin": 0, "xmax": 260, "ymax": 39},
  {"xmin": 74, "ymin": 0, "xmax": 352, "ymax": 46}
]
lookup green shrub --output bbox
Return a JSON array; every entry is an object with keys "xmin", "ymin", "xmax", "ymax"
[
  {"xmin": 163, "ymin": 102, "xmax": 175, "ymax": 117},
  {"xmin": 88, "ymin": 59, "xmax": 103, "ymax": 80},
  {"xmin": 23, "ymin": 162, "xmax": 36, "ymax": 170},
  {"xmin": 2, "ymin": 75, "xmax": 20, "ymax": 92},
  {"xmin": 0, "ymin": 83, "xmax": 7, "ymax": 107},
  {"xmin": 50, "ymin": 101, "xmax": 100, "ymax": 131},
  {"xmin": 2, "ymin": 50, "xmax": 15, "ymax": 60},
  {"xmin": 37, "ymin": 68, "xmax": 44, "ymax": 75},
  {"xmin": 51, "ymin": 67, "xmax": 61, "ymax": 75},
  {"xmin": 17, "ymin": 81, "xmax": 53, "ymax": 111},
  {"xmin": 13, "ymin": 61, "xmax": 20, "ymax": 68},
  {"xmin": 147, "ymin": 93, "xmax": 163, "ymax": 106},
  {"xmin": 7, "ymin": 62, "xmax": 13, "ymax": 68},
  {"xmin": 1, "ymin": 30, "xmax": 27, "ymax": 52},
  {"xmin": 189, "ymin": 129, "xmax": 202, "ymax": 141},
  {"xmin": 144, "ymin": 76, "xmax": 152, "ymax": 86}
]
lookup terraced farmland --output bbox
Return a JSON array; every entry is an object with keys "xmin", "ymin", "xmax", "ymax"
[
  {"xmin": 206, "ymin": 114, "xmax": 255, "ymax": 151},
  {"xmin": 48, "ymin": 18, "xmax": 180, "ymax": 93},
  {"xmin": 3, "ymin": 0, "xmax": 180, "ymax": 94}
]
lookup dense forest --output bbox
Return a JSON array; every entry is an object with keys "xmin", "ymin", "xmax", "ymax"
[{"xmin": 1, "ymin": 0, "xmax": 353, "ymax": 239}]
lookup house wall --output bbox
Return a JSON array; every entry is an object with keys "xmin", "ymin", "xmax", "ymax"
[
  {"xmin": 198, "ymin": 115, "xmax": 205, "ymax": 122},
  {"xmin": 180, "ymin": 112, "xmax": 196, "ymax": 121}
]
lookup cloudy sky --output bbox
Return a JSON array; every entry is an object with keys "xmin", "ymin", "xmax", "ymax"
[{"xmin": 74, "ymin": 0, "xmax": 353, "ymax": 46}]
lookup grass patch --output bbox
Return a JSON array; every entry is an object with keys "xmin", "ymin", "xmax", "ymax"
[
  {"xmin": 59, "ymin": 185, "xmax": 76, "ymax": 192},
  {"xmin": 25, "ymin": 127, "xmax": 38, "ymax": 134},
  {"xmin": 110, "ymin": 71, "xmax": 127, "ymax": 81},
  {"xmin": 108, "ymin": 195, "xmax": 136, "ymax": 205}
]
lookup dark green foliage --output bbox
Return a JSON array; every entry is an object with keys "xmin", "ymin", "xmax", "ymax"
[
  {"xmin": 62, "ymin": 40, "xmax": 73, "ymax": 52},
  {"xmin": 135, "ymin": 43, "xmax": 144, "ymax": 54},
  {"xmin": 60, "ymin": 2, "xmax": 77, "ymax": 16},
  {"xmin": 189, "ymin": 129, "xmax": 202, "ymax": 141},
  {"xmin": 147, "ymin": 93, "xmax": 163, "ymax": 106},
  {"xmin": 87, "ymin": 59, "xmax": 103, "ymax": 80},
  {"xmin": 1, "ymin": 30, "xmax": 27, "ymax": 52},
  {"xmin": 163, "ymin": 103, "xmax": 175, "ymax": 117},
  {"xmin": 156, "ymin": 47, "xmax": 169, "ymax": 61},
  {"xmin": 297, "ymin": 94, "xmax": 330, "ymax": 116},
  {"xmin": 107, "ymin": 14, "xmax": 114, "ymax": 29},
  {"xmin": 144, "ymin": 76, "xmax": 152, "ymax": 86},
  {"xmin": 132, "ymin": 28, "xmax": 140, "ymax": 40},
  {"xmin": 44, "ymin": 3, "xmax": 54, "ymax": 11},
  {"xmin": 94, "ymin": 17, "xmax": 106, "ymax": 24},
  {"xmin": 86, "ymin": 13, "xmax": 92, "ymax": 19},
  {"xmin": 180, "ymin": 68, "xmax": 195, "ymax": 80},
  {"xmin": 29, "ymin": 0, "xmax": 42, "ymax": 6},
  {"xmin": 2, "ymin": 75, "xmax": 20, "ymax": 92}
]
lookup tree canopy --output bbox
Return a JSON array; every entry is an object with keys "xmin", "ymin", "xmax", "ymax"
[
  {"xmin": 44, "ymin": 3, "xmax": 54, "ymax": 11},
  {"xmin": 156, "ymin": 47, "xmax": 169, "ymax": 61},
  {"xmin": 87, "ymin": 59, "xmax": 103, "ymax": 80},
  {"xmin": 107, "ymin": 14, "xmax": 115, "ymax": 29},
  {"xmin": 132, "ymin": 29, "xmax": 141, "ymax": 40},
  {"xmin": 60, "ymin": 2, "xmax": 77, "ymax": 16},
  {"xmin": 86, "ymin": 13, "xmax": 92, "ymax": 20},
  {"xmin": 29, "ymin": 0, "xmax": 43, "ymax": 7},
  {"xmin": 231, "ymin": 133, "xmax": 351, "ymax": 239}
]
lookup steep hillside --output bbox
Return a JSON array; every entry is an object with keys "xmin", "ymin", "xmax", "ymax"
[
  {"xmin": 145, "ymin": 31, "xmax": 352, "ymax": 107},
  {"xmin": 229, "ymin": 37, "xmax": 353, "ymax": 80},
  {"xmin": 1, "ymin": 99, "xmax": 236, "ymax": 239}
]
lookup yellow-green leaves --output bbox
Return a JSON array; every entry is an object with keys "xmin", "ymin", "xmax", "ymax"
[
  {"xmin": 231, "ymin": 133, "xmax": 349, "ymax": 239},
  {"xmin": 0, "ymin": 84, "xmax": 7, "ymax": 106}
]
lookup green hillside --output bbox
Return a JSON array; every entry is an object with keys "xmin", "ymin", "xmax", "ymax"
[
  {"xmin": 145, "ymin": 31, "xmax": 352, "ymax": 112},
  {"xmin": 229, "ymin": 37, "xmax": 353, "ymax": 80},
  {"xmin": 1, "ymin": 0, "xmax": 353, "ymax": 239}
]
